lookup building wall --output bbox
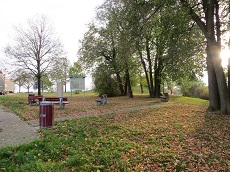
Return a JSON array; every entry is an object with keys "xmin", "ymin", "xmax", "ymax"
[
  {"xmin": 0, "ymin": 72, "xmax": 4, "ymax": 93},
  {"xmin": 0, "ymin": 71, "xmax": 15, "ymax": 93},
  {"xmin": 5, "ymin": 78, "xmax": 15, "ymax": 93}
]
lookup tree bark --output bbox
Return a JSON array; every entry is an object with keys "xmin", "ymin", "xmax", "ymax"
[
  {"xmin": 138, "ymin": 43, "xmax": 152, "ymax": 97},
  {"xmin": 180, "ymin": 0, "xmax": 230, "ymax": 114},
  {"xmin": 154, "ymin": 46, "xmax": 163, "ymax": 98},
  {"xmin": 228, "ymin": 38, "xmax": 230, "ymax": 98},
  {"xmin": 116, "ymin": 72, "xmax": 125, "ymax": 96},
  {"xmin": 146, "ymin": 39, "xmax": 155, "ymax": 98},
  {"xmin": 140, "ymin": 83, "xmax": 144, "ymax": 94},
  {"xmin": 206, "ymin": 45, "xmax": 220, "ymax": 111},
  {"xmin": 37, "ymin": 76, "xmax": 42, "ymax": 95},
  {"xmin": 125, "ymin": 68, "xmax": 133, "ymax": 98},
  {"xmin": 124, "ymin": 77, "xmax": 127, "ymax": 96},
  {"xmin": 208, "ymin": 43, "xmax": 230, "ymax": 114},
  {"xmin": 154, "ymin": 58, "xmax": 162, "ymax": 97}
]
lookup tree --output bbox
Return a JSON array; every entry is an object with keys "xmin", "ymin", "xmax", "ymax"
[
  {"xmin": 78, "ymin": 23, "xmax": 127, "ymax": 96},
  {"xmin": 122, "ymin": 0, "xmax": 205, "ymax": 98},
  {"xmin": 69, "ymin": 61, "xmax": 85, "ymax": 78},
  {"xmin": 179, "ymin": 0, "xmax": 230, "ymax": 114},
  {"xmin": 22, "ymin": 71, "xmax": 34, "ymax": 93},
  {"xmin": 12, "ymin": 69, "xmax": 27, "ymax": 93},
  {"xmin": 92, "ymin": 64, "xmax": 120, "ymax": 97},
  {"xmin": 79, "ymin": 0, "xmax": 206, "ymax": 99},
  {"xmin": 5, "ymin": 15, "xmax": 64, "ymax": 95},
  {"xmin": 41, "ymin": 73, "xmax": 53, "ymax": 92},
  {"xmin": 50, "ymin": 57, "xmax": 71, "ymax": 92}
]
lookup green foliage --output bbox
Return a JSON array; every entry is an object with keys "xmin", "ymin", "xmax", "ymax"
[
  {"xmin": 69, "ymin": 61, "xmax": 85, "ymax": 78},
  {"xmin": 180, "ymin": 80, "xmax": 209, "ymax": 100},
  {"xmin": 40, "ymin": 74, "xmax": 53, "ymax": 92},
  {"xmin": 12, "ymin": 69, "xmax": 29, "ymax": 91},
  {"xmin": 197, "ymin": 86, "xmax": 209, "ymax": 100},
  {"xmin": 92, "ymin": 64, "xmax": 120, "ymax": 97},
  {"xmin": 93, "ymin": 0, "xmax": 205, "ymax": 98},
  {"xmin": 158, "ymin": 5, "xmax": 206, "ymax": 82},
  {"xmin": 49, "ymin": 57, "xmax": 70, "ymax": 83}
]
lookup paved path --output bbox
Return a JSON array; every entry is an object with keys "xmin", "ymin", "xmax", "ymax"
[
  {"xmin": 0, "ymin": 105, "xmax": 39, "ymax": 148},
  {"xmin": 0, "ymin": 101, "xmax": 171, "ymax": 148}
]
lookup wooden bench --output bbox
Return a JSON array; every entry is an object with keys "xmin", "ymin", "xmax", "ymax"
[
  {"xmin": 28, "ymin": 95, "xmax": 43, "ymax": 105},
  {"xmin": 160, "ymin": 93, "xmax": 169, "ymax": 102},
  {"xmin": 40, "ymin": 97, "xmax": 69, "ymax": 109},
  {"xmin": 95, "ymin": 94, "xmax": 107, "ymax": 105}
]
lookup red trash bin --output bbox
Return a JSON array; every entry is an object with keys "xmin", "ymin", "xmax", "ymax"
[{"xmin": 39, "ymin": 101, "xmax": 54, "ymax": 128}]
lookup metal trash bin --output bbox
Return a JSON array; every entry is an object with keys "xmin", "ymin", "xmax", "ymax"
[
  {"xmin": 39, "ymin": 101, "xmax": 54, "ymax": 128},
  {"xmin": 28, "ymin": 92, "xmax": 35, "ymax": 96}
]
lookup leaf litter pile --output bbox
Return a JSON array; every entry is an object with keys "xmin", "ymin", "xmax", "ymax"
[{"xmin": 0, "ymin": 95, "xmax": 229, "ymax": 171}]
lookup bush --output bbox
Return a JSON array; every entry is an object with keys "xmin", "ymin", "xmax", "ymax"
[
  {"xmin": 198, "ymin": 86, "xmax": 209, "ymax": 100},
  {"xmin": 92, "ymin": 64, "xmax": 120, "ymax": 97},
  {"xmin": 181, "ymin": 81, "xmax": 209, "ymax": 100}
]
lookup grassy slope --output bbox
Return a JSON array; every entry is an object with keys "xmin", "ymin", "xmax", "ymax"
[{"xmin": 0, "ymin": 92, "xmax": 229, "ymax": 171}]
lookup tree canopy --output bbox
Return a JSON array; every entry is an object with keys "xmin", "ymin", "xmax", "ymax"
[
  {"xmin": 5, "ymin": 15, "xmax": 65, "ymax": 95},
  {"xmin": 78, "ymin": 0, "xmax": 206, "ymax": 98},
  {"xmin": 78, "ymin": 0, "xmax": 230, "ymax": 115}
]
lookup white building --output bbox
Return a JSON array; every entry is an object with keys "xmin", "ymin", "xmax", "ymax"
[{"xmin": 0, "ymin": 71, "xmax": 15, "ymax": 94}]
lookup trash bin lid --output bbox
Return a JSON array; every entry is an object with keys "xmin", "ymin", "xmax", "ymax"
[
  {"xmin": 28, "ymin": 92, "xmax": 35, "ymax": 96},
  {"xmin": 40, "ymin": 101, "xmax": 53, "ymax": 105}
]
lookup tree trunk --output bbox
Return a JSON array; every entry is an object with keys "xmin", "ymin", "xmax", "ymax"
[
  {"xmin": 124, "ymin": 76, "xmax": 128, "ymax": 96},
  {"xmin": 154, "ymin": 51, "xmax": 163, "ymax": 98},
  {"xmin": 140, "ymin": 83, "xmax": 144, "ymax": 94},
  {"xmin": 125, "ymin": 69, "xmax": 133, "ymax": 98},
  {"xmin": 37, "ymin": 75, "xmax": 41, "ymax": 95},
  {"xmin": 228, "ymin": 58, "xmax": 230, "ymax": 96},
  {"xmin": 180, "ymin": 0, "xmax": 230, "ymax": 114},
  {"xmin": 146, "ymin": 39, "xmax": 154, "ymax": 97},
  {"xmin": 206, "ymin": 45, "xmax": 220, "ymax": 111},
  {"xmin": 154, "ymin": 66, "xmax": 161, "ymax": 97},
  {"xmin": 228, "ymin": 38, "xmax": 230, "ymax": 98},
  {"xmin": 116, "ymin": 72, "xmax": 125, "ymax": 96},
  {"xmin": 138, "ymin": 43, "xmax": 152, "ymax": 97},
  {"xmin": 208, "ymin": 43, "xmax": 230, "ymax": 114}
]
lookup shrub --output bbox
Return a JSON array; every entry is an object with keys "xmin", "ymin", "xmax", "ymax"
[
  {"xmin": 92, "ymin": 64, "xmax": 120, "ymax": 97},
  {"xmin": 181, "ymin": 81, "xmax": 209, "ymax": 100}
]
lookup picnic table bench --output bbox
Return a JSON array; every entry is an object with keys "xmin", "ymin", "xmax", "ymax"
[
  {"xmin": 95, "ymin": 94, "xmax": 107, "ymax": 105},
  {"xmin": 160, "ymin": 93, "xmax": 169, "ymax": 102},
  {"xmin": 40, "ymin": 97, "xmax": 69, "ymax": 109},
  {"xmin": 28, "ymin": 95, "xmax": 43, "ymax": 105}
]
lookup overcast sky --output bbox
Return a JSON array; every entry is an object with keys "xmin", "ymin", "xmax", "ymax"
[{"xmin": 0, "ymin": 0, "xmax": 104, "ymax": 70}]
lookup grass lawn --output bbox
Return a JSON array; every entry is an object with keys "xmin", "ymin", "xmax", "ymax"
[{"xmin": 0, "ymin": 92, "xmax": 229, "ymax": 171}]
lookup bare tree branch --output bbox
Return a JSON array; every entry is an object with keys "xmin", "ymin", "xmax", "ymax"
[{"xmin": 5, "ymin": 15, "xmax": 65, "ymax": 95}]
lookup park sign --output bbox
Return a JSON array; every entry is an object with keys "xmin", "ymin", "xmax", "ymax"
[
  {"xmin": 33, "ymin": 82, "xmax": 43, "ymax": 90},
  {"xmin": 70, "ymin": 77, "xmax": 85, "ymax": 91}
]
